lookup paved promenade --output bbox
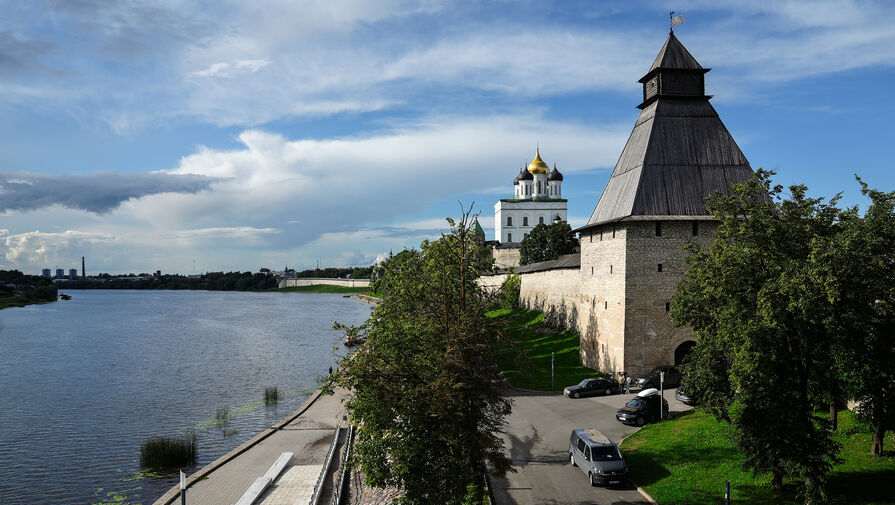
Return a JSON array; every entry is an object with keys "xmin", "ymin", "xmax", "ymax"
[
  {"xmin": 491, "ymin": 386, "xmax": 691, "ymax": 505},
  {"xmin": 153, "ymin": 390, "xmax": 347, "ymax": 505}
]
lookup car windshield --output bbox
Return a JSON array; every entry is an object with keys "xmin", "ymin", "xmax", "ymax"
[
  {"xmin": 577, "ymin": 379, "xmax": 591, "ymax": 387},
  {"xmin": 591, "ymin": 446, "xmax": 622, "ymax": 461},
  {"xmin": 625, "ymin": 399, "xmax": 646, "ymax": 409}
]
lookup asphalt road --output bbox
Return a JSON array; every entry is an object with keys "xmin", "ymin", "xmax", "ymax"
[{"xmin": 490, "ymin": 386, "xmax": 691, "ymax": 505}]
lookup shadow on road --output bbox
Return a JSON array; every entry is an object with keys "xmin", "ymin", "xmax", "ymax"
[{"xmin": 507, "ymin": 424, "xmax": 541, "ymax": 467}]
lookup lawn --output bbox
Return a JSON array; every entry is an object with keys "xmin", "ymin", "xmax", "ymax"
[
  {"xmin": 277, "ymin": 285, "xmax": 372, "ymax": 294},
  {"xmin": 620, "ymin": 408, "xmax": 895, "ymax": 505},
  {"xmin": 0, "ymin": 294, "xmax": 55, "ymax": 310},
  {"xmin": 487, "ymin": 307, "xmax": 604, "ymax": 391}
]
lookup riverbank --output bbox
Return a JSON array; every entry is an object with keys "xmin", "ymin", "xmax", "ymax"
[
  {"xmin": 277, "ymin": 285, "xmax": 371, "ymax": 294},
  {"xmin": 0, "ymin": 294, "xmax": 57, "ymax": 310}
]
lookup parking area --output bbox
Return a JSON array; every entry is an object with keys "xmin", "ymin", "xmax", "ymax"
[{"xmin": 490, "ymin": 386, "xmax": 691, "ymax": 505}]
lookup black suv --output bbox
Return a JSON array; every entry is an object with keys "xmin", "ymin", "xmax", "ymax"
[
  {"xmin": 563, "ymin": 378, "xmax": 619, "ymax": 398},
  {"xmin": 615, "ymin": 390, "xmax": 669, "ymax": 426},
  {"xmin": 636, "ymin": 365, "xmax": 682, "ymax": 389}
]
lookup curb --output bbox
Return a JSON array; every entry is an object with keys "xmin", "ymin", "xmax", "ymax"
[
  {"xmin": 619, "ymin": 427, "xmax": 659, "ymax": 505},
  {"xmin": 151, "ymin": 389, "xmax": 324, "ymax": 505}
]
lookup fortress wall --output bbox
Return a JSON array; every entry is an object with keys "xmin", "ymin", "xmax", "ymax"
[
  {"xmin": 622, "ymin": 220, "xmax": 714, "ymax": 376},
  {"xmin": 492, "ymin": 247, "xmax": 521, "ymax": 269},
  {"xmin": 278, "ymin": 278, "xmax": 371, "ymax": 288},
  {"xmin": 577, "ymin": 224, "xmax": 628, "ymax": 375},
  {"xmin": 517, "ymin": 268, "xmax": 581, "ymax": 331}
]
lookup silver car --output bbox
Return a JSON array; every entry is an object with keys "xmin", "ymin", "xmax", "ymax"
[{"xmin": 568, "ymin": 428, "xmax": 628, "ymax": 486}]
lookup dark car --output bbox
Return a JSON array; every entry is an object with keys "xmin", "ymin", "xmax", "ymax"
[
  {"xmin": 564, "ymin": 378, "xmax": 619, "ymax": 398},
  {"xmin": 615, "ymin": 389, "xmax": 669, "ymax": 426},
  {"xmin": 674, "ymin": 382, "xmax": 696, "ymax": 405},
  {"xmin": 636, "ymin": 365, "xmax": 682, "ymax": 389}
]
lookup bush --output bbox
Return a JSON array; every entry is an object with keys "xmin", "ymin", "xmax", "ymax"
[
  {"xmin": 264, "ymin": 386, "xmax": 279, "ymax": 405},
  {"xmin": 28, "ymin": 285, "xmax": 58, "ymax": 301},
  {"xmin": 501, "ymin": 273, "xmax": 521, "ymax": 309}
]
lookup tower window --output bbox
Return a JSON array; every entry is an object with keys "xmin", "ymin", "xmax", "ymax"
[
  {"xmin": 539, "ymin": 216, "xmax": 544, "ymax": 225},
  {"xmin": 658, "ymin": 263, "xmax": 663, "ymax": 272},
  {"xmin": 507, "ymin": 233, "xmax": 512, "ymax": 242},
  {"xmin": 507, "ymin": 216, "xmax": 513, "ymax": 226},
  {"xmin": 591, "ymin": 266, "xmax": 594, "ymax": 275},
  {"xmin": 655, "ymin": 221, "xmax": 662, "ymax": 236},
  {"xmin": 665, "ymin": 302, "xmax": 671, "ymax": 312},
  {"xmin": 612, "ymin": 226, "xmax": 616, "ymax": 238},
  {"xmin": 523, "ymin": 217, "xmax": 529, "ymax": 226},
  {"xmin": 605, "ymin": 301, "xmax": 608, "ymax": 310},
  {"xmin": 589, "ymin": 232, "xmax": 592, "ymax": 243},
  {"xmin": 610, "ymin": 265, "xmax": 613, "ymax": 274},
  {"xmin": 600, "ymin": 228, "xmax": 603, "ymax": 241},
  {"xmin": 692, "ymin": 221, "xmax": 699, "ymax": 236}
]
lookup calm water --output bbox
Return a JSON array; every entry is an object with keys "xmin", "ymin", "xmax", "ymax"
[{"xmin": 0, "ymin": 290, "xmax": 371, "ymax": 505}]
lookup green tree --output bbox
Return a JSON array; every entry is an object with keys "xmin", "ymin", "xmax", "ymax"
[
  {"xmin": 819, "ymin": 180, "xmax": 895, "ymax": 456},
  {"xmin": 327, "ymin": 207, "xmax": 512, "ymax": 504},
  {"xmin": 518, "ymin": 221, "xmax": 577, "ymax": 265},
  {"xmin": 672, "ymin": 170, "xmax": 841, "ymax": 503}
]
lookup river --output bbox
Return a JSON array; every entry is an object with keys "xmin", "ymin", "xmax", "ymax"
[{"xmin": 0, "ymin": 290, "xmax": 371, "ymax": 505}]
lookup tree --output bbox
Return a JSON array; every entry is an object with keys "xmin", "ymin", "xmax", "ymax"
[
  {"xmin": 326, "ymin": 207, "xmax": 512, "ymax": 504},
  {"xmin": 672, "ymin": 170, "xmax": 841, "ymax": 503},
  {"xmin": 819, "ymin": 180, "xmax": 895, "ymax": 456},
  {"xmin": 518, "ymin": 221, "xmax": 577, "ymax": 265}
]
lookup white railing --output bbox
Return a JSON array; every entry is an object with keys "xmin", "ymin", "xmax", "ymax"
[{"xmin": 309, "ymin": 424, "xmax": 341, "ymax": 505}]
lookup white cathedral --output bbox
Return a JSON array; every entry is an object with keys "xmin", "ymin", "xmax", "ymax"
[{"xmin": 493, "ymin": 148, "xmax": 568, "ymax": 245}]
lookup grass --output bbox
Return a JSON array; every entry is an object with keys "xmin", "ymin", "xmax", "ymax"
[
  {"xmin": 264, "ymin": 386, "xmax": 280, "ymax": 405},
  {"xmin": 215, "ymin": 407, "xmax": 229, "ymax": 426},
  {"xmin": 487, "ymin": 307, "xmax": 604, "ymax": 391},
  {"xmin": 0, "ymin": 294, "xmax": 54, "ymax": 310},
  {"xmin": 620, "ymin": 409, "xmax": 895, "ymax": 505},
  {"xmin": 139, "ymin": 435, "xmax": 197, "ymax": 469},
  {"xmin": 277, "ymin": 284, "xmax": 372, "ymax": 294}
]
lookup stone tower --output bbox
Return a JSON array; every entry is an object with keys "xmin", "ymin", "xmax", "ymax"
[{"xmin": 574, "ymin": 31, "xmax": 754, "ymax": 376}]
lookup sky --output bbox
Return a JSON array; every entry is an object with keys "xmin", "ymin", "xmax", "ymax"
[{"xmin": 1, "ymin": 0, "xmax": 894, "ymax": 275}]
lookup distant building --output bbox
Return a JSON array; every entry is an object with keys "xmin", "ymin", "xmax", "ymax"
[
  {"xmin": 42, "ymin": 268, "xmax": 52, "ymax": 278},
  {"xmin": 69, "ymin": 269, "xmax": 78, "ymax": 280},
  {"xmin": 492, "ymin": 148, "xmax": 568, "ymax": 268},
  {"xmin": 55, "ymin": 268, "xmax": 64, "ymax": 279}
]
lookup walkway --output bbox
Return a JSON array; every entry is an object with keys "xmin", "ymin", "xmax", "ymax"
[{"xmin": 153, "ymin": 390, "xmax": 346, "ymax": 505}]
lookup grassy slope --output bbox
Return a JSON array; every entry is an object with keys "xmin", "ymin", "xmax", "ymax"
[
  {"xmin": 487, "ymin": 308, "xmax": 604, "ymax": 391},
  {"xmin": 621, "ymin": 409, "xmax": 895, "ymax": 505},
  {"xmin": 277, "ymin": 285, "xmax": 372, "ymax": 294}
]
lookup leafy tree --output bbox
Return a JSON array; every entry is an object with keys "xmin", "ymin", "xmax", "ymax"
[
  {"xmin": 29, "ymin": 284, "xmax": 58, "ymax": 301},
  {"xmin": 370, "ymin": 249, "xmax": 420, "ymax": 297},
  {"xmin": 326, "ymin": 207, "xmax": 512, "ymax": 505},
  {"xmin": 518, "ymin": 221, "xmax": 577, "ymax": 265},
  {"xmin": 501, "ymin": 272, "xmax": 521, "ymax": 310},
  {"xmin": 672, "ymin": 170, "xmax": 841, "ymax": 503},
  {"xmin": 819, "ymin": 180, "xmax": 895, "ymax": 456}
]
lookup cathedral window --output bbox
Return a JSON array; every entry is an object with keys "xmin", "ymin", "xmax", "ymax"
[
  {"xmin": 539, "ymin": 216, "xmax": 544, "ymax": 225},
  {"xmin": 507, "ymin": 216, "xmax": 513, "ymax": 226},
  {"xmin": 508, "ymin": 233, "xmax": 512, "ymax": 242},
  {"xmin": 523, "ymin": 217, "xmax": 529, "ymax": 226}
]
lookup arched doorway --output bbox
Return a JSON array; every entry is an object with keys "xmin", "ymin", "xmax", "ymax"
[{"xmin": 674, "ymin": 340, "xmax": 697, "ymax": 366}]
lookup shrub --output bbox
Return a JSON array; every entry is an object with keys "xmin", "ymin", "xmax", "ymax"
[
  {"xmin": 264, "ymin": 386, "xmax": 279, "ymax": 405},
  {"xmin": 501, "ymin": 273, "xmax": 521, "ymax": 309}
]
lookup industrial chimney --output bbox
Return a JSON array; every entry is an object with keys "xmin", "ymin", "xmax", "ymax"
[{"xmin": 81, "ymin": 257, "xmax": 86, "ymax": 280}]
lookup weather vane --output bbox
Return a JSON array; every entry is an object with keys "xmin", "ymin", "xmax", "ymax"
[{"xmin": 670, "ymin": 10, "xmax": 687, "ymax": 33}]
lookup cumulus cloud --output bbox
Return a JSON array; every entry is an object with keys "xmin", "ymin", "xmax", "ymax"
[{"xmin": 0, "ymin": 172, "xmax": 222, "ymax": 214}]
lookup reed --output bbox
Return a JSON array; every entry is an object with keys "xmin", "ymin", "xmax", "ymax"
[
  {"xmin": 139, "ymin": 435, "xmax": 197, "ymax": 469},
  {"xmin": 264, "ymin": 386, "xmax": 279, "ymax": 405},
  {"xmin": 215, "ymin": 407, "xmax": 230, "ymax": 426}
]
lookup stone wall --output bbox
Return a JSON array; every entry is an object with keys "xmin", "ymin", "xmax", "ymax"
[
  {"xmin": 621, "ymin": 220, "xmax": 715, "ymax": 376},
  {"xmin": 492, "ymin": 246, "xmax": 521, "ymax": 269},
  {"xmin": 278, "ymin": 278, "xmax": 371, "ymax": 288},
  {"xmin": 577, "ymin": 223, "xmax": 629, "ymax": 375}
]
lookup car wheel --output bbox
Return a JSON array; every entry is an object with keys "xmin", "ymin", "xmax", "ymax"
[
  {"xmin": 570, "ymin": 453, "xmax": 575, "ymax": 466},
  {"xmin": 589, "ymin": 472, "xmax": 597, "ymax": 487},
  {"xmin": 637, "ymin": 416, "xmax": 645, "ymax": 427},
  {"xmin": 605, "ymin": 388, "xmax": 612, "ymax": 396},
  {"xmin": 573, "ymin": 392, "xmax": 580, "ymax": 399}
]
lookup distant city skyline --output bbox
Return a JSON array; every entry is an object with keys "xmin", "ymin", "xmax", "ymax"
[{"xmin": 1, "ymin": 1, "xmax": 894, "ymax": 274}]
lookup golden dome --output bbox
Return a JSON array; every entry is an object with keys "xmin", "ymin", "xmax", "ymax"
[{"xmin": 527, "ymin": 148, "xmax": 549, "ymax": 174}]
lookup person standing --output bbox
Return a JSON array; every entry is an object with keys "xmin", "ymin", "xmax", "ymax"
[{"xmin": 625, "ymin": 374, "xmax": 632, "ymax": 394}]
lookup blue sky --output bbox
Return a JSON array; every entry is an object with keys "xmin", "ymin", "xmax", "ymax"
[{"xmin": 1, "ymin": 0, "xmax": 893, "ymax": 275}]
